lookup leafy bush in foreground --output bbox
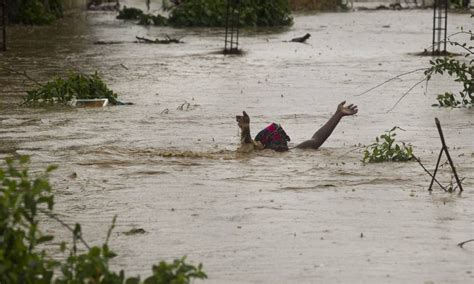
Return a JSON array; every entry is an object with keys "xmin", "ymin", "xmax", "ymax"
[
  {"xmin": 23, "ymin": 72, "xmax": 119, "ymax": 106},
  {"xmin": 0, "ymin": 156, "xmax": 207, "ymax": 283},
  {"xmin": 363, "ymin": 127, "xmax": 413, "ymax": 163}
]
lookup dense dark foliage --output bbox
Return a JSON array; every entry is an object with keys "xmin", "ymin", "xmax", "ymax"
[
  {"xmin": 117, "ymin": 0, "xmax": 293, "ymax": 27},
  {"xmin": 8, "ymin": 0, "xmax": 63, "ymax": 25},
  {"xmin": 168, "ymin": 0, "xmax": 293, "ymax": 27}
]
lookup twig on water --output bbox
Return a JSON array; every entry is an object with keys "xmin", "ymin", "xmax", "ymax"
[
  {"xmin": 337, "ymin": 145, "xmax": 363, "ymax": 159},
  {"xmin": 457, "ymin": 239, "xmax": 474, "ymax": 248},
  {"xmin": 7, "ymin": 67, "xmax": 43, "ymax": 86},
  {"xmin": 387, "ymin": 75, "xmax": 428, "ymax": 113},
  {"xmin": 447, "ymin": 39, "xmax": 474, "ymax": 55},
  {"xmin": 39, "ymin": 208, "xmax": 91, "ymax": 250},
  {"xmin": 433, "ymin": 118, "xmax": 464, "ymax": 192},
  {"xmin": 411, "ymin": 155, "xmax": 447, "ymax": 192},
  {"xmin": 451, "ymin": 177, "xmax": 465, "ymax": 192}
]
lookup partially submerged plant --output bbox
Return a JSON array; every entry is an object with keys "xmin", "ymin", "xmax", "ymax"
[
  {"xmin": 23, "ymin": 72, "xmax": 119, "ymax": 106},
  {"xmin": 363, "ymin": 127, "xmax": 413, "ymax": 163}
]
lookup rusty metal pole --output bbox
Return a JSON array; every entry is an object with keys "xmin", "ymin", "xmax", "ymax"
[{"xmin": 434, "ymin": 118, "xmax": 464, "ymax": 192}]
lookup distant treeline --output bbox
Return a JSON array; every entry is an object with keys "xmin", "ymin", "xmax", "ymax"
[
  {"xmin": 289, "ymin": 0, "xmax": 339, "ymax": 11},
  {"xmin": 6, "ymin": 0, "xmax": 64, "ymax": 25},
  {"xmin": 118, "ymin": 0, "xmax": 294, "ymax": 27}
]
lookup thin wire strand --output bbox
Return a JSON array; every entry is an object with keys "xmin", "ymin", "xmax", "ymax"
[{"xmin": 354, "ymin": 68, "xmax": 428, "ymax": 97}]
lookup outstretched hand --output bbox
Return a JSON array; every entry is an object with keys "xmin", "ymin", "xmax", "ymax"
[
  {"xmin": 337, "ymin": 101, "xmax": 358, "ymax": 116},
  {"xmin": 236, "ymin": 111, "xmax": 250, "ymax": 129}
]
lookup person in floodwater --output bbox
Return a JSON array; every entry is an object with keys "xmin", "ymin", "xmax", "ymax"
[{"xmin": 236, "ymin": 101, "xmax": 358, "ymax": 152}]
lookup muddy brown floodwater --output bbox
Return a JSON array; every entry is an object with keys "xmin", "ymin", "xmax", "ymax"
[{"xmin": 0, "ymin": 2, "xmax": 473, "ymax": 283}]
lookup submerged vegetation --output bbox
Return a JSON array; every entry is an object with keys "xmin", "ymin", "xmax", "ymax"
[
  {"xmin": 363, "ymin": 127, "xmax": 414, "ymax": 163},
  {"xmin": 8, "ymin": 0, "xmax": 63, "ymax": 25},
  {"xmin": 0, "ymin": 156, "xmax": 207, "ymax": 283},
  {"xmin": 118, "ymin": 0, "xmax": 293, "ymax": 27},
  {"xmin": 23, "ymin": 72, "xmax": 119, "ymax": 106}
]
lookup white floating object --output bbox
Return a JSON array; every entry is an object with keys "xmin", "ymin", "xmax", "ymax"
[{"xmin": 72, "ymin": 99, "xmax": 109, "ymax": 108}]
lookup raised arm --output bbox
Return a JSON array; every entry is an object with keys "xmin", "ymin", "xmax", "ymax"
[{"xmin": 296, "ymin": 101, "xmax": 358, "ymax": 149}]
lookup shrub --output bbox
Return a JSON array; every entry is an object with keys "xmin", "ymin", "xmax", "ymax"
[
  {"xmin": 288, "ymin": 0, "xmax": 339, "ymax": 11},
  {"xmin": 11, "ymin": 0, "xmax": 63, "ymax": 25},
  {"xmin": 168, "ymin": 0, "xmax": 293, "ymax": 27},
  {"xmin": 363, "ymin": 127, "xmax": 414, "ymax": 163},
  {"xmin": 23, "ymin": 72, "xmax": 120, "ymax": 106},
  {"xmin": 0, "ymin": 156, "xmax": 208, "ymax": 283},
  {"xmin": 117, "ymin": 6, "xmax": 144, "ymax": 20},
  {"xmin": 122, "ymin": 0, "xmax": 293, "ymax": 27}
]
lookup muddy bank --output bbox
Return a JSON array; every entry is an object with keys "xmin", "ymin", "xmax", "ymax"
[{"xmin": 0, "ymin": 5, "xmax": 473, "ymax": 283}]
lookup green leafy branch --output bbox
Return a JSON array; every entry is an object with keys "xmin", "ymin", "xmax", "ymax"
[
  {"xmin": 363, "ymin": 127, "xmax": 414, "ymax": 163},
  {"xmin": 21, "ymin": 72, "xmax": 120, "ymax": 106},
  {"xmin": 0, "ymin": 156, "xmax": 207, "ymax": 284},
  {"xmin": 426, "ymin": 56, "xmax": 473, "ymax": 107}
]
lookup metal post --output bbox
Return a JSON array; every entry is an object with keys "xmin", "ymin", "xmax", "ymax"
[
  {"xmin": 443, "ymin": 0, "xmax": 448, "ymax": 53},
  {"xmin": 434, "ymin": 118, "xmax": 463, "ymax": 192},
  {"xmin": 224, "ymin": 0, "xmax": 230, "ymax": 51},
  {"xmin": 224, "ymin": 0, "xmax": 240, "ymax": 54},
  {"xmin": 432, "ymin": 0, "xmax": 436, "ymax": 54},
  {"xmin": 229, "ymin": 5, "xmax": 234, "ymax": 51},
  {"xmin": 1, "ymin": 0, "xmax": 6, "ymax": 51},
  {"xmin": 432, "ymin": 0, "xmax": 448, "ymax": 55},
  {"xmin": 437, "ymin": 4, "xmax": 441, "ymax": 52},
  {"xmin": 235, "ymin": 1, "xmax": 240, "ymax": 51}
]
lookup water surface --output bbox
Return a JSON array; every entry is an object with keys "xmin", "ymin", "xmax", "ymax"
[{"xmin": 0, "ymin": 5, "xmax": 473, "ymax": 283}]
